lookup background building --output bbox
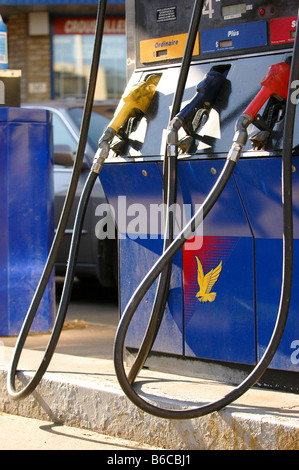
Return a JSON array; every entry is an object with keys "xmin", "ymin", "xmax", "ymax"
[{"xmin": 0, "ymin": 0, "xmax": 126, "ymax": 102}]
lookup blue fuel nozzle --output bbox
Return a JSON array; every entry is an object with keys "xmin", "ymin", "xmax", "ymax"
[
  {"xmin": 177, "ymin": 70, "xmax": 226, "ymax": 132},
  {"xmin": 167, "ymin": 70, "xmax": 226, "ymax": 152}
]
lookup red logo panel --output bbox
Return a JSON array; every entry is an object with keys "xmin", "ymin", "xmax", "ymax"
[{"xmin": 270, "ymin": 17, "xmax": 297, "ymax": 45}]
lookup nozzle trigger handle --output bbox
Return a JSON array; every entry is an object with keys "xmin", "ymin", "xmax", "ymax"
[
  {"xmin": 243, "ymin": 62, "xmax": 290, "ymax": 121},
  {"xmin": 177, "ymin": 70, "xmax": 226, "ymax": 125}
]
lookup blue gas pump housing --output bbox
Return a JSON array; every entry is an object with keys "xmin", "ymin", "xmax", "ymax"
[{"xmin": 101, "ymin": 0, "xmax": 299, "ymax": 391}]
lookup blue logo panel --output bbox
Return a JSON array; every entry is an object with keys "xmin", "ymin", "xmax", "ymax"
[{"xmin": 202, "ymin": 21, "xmax": 268, "ymax": 54}]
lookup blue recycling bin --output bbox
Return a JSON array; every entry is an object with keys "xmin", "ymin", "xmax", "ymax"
[{"xmin": 0, "ymin": 107, "xmax": 54, "ymax": 336}]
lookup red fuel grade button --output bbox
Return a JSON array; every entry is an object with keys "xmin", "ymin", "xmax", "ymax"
[{"xmin": 270, "ymin": 16, "xmax": 297, "ymax": 45}]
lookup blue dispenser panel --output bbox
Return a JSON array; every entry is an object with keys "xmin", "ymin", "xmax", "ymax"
[
  {"xmin": 183, "ymin": 235, "xmax": 255, "ymax": 363},
  {"xmin": 100, "ymin": 161, "xmax": 184, "ymax": 355},
  {"xmin": 234, "ymin": 157, "xmax": 299, "ymax": 372},
  {"xmin": 119, "ymin": 236, "xmax": 183, "ymax": 355},
  {"xmin": 177, "ymin": 159, "xmax": 256, "ymax": 364}
]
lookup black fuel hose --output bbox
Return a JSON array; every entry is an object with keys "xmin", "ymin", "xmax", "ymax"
[
  {"xmin": 127, "ymin": 0, "xmax": 205, "ymax": 385},
  {"xmin": 113, "ymin": 13, "xmax": 299, "ymax": 419},
  {"xmin": 7, "ymin": 0, "xmax": 107, "ymax": 400},
  {"xmin": 9, "ymin": 171, "xmax": 98, "ymax": 399}
]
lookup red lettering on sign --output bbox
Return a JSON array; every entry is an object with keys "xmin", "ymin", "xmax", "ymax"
[{"xmin": 54, "ymin": 17, "xmax": 125, "ymax": 35}]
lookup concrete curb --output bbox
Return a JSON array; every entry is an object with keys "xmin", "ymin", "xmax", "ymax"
[{"xmin": 1, "ymin": 348, "xmax": 298, "ymax": 450}]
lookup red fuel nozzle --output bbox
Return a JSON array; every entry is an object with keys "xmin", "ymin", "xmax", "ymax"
[{"xmin": 243, "ymin": 62, "xmax": 291, "ymax": 121}]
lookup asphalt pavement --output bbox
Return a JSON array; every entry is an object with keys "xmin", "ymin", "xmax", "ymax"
[
  {"xmin": 0, "ymin": 412, "xmax": 160, "ymax": 450},
  {"xmin": 10, "ymin": 276, "xmax": 120, "ymax": 359}
]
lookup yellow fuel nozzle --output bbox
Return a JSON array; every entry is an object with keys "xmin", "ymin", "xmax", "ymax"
[
  {"xmin": 108, "ymin": 74, "xmax": 161, "ymax": 133},
  {"xmin": 93, "ymin": 74, "xmax": 160, "ymax": 173}
]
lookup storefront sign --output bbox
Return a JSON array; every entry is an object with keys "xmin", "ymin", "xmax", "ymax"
[{"xmin": 54, "ymin": 17, "xmax": 125, "ymax": 35}]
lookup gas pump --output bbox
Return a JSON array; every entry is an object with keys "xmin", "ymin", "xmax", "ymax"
[
  {"xmin": 7, "ymin": 0, "xmax": 299, "ymax": 421},
  {"xmin": 104, "ymin": 0, "xmax": 299, "ymax": 418}
]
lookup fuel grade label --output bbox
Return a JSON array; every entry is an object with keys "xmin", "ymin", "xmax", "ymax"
[
  {"xmin": 270, "ymin": 16, "xmax": 297, "ymax": 45},
  {"xmin": 201, "ymin": 20, "xmax": 267, "ymax": 53}
]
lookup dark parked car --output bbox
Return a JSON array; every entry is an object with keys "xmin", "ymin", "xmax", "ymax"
[{"xmin": 23, "ymin": 99, "xmax": 118, "ymax": 287}]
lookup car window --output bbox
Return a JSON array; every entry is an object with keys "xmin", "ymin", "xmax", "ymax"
[
  {"xmin": 68, "ymin": 107, "xmax": 110, "ymax": 152},
  {"xmin": 52, "ymin": 112, "xmax": 78, "ymax": 154}
]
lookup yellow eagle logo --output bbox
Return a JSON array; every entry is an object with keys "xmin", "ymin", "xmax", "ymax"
[{"xmin": 195, "ymin": 256, "xmax": 222, "ymax": 303}]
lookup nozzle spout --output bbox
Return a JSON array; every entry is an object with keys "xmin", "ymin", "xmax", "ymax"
[{"xmin": 227, "ymin": 113, "xmax": 252, "ymax": 162}]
